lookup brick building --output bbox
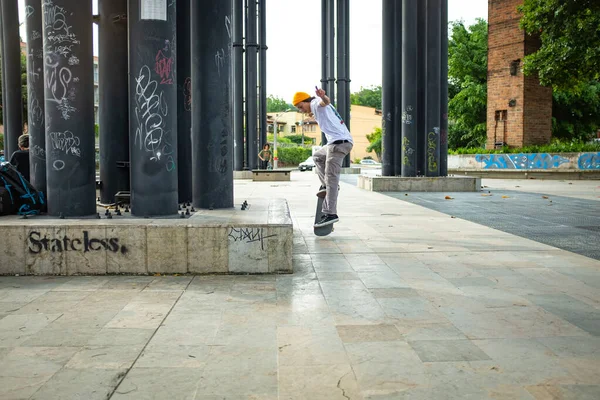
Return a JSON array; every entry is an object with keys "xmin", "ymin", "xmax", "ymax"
[{"xmin": 486, "ymin": 0, "xmax": 552, "ymax": 149}]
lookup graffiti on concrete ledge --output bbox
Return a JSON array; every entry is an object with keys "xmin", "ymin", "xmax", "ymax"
[
  {"xmin": 475, "ymin": 153, "xmax": 569, "ymax": 170},
  {"xmin": 577, "ymin": 153, "xmax": 600, "ymax": 170},
  {"xmin": 27, "ymin": 230, "xmax": 128, "ymax": 254}
]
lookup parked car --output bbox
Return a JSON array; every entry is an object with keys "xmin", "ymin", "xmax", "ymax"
[
  {"xmin": 360, "ymin": 159, "xmax": 381, "ymax": 166},
  {"xmin": 298, "ymin": 156, "xmax": 315, "ymax": 171}
]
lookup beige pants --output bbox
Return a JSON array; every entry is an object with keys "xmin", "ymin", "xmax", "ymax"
[{"xmin": 312, "ymin": 142, "xmax": 353, "ymax": 215}]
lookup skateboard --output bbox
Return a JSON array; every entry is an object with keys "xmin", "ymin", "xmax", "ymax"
[{"xmin": 314, "ymin": 195, "xmax": 334, "ymax": 236}]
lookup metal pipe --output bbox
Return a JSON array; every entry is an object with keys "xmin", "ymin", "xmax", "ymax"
[
  {"xmin": 401, "ymin": 0, "xmax": 418, "ymax": 177},
  {"xmin": 128, "ymin": 0, "xmax": 178, "ymax": 216},
  {"xmin": 43, "ymin": 0, "xmax": 96, "ymax": 216},
  {"xmin": 440, "ymin": 0, "xmax": 449, "ymax": 176},
  {"xmin": 337, "ymin": 0, "xmax": 350, "ymax": 167},
  {"xmin": 393, "ymin": 0, "xmax": 403, "ymax": 176},
  {"xmin": 176, "ymin": 0, "xmax": 192, "ymax": 203},
  {"xmin": 233, "ymin": 0, "xmax": 244, "ymax": 170},
  {"xmin": 98, "ymin": 0, "xmax": 129, "ymax": 204},
  {"xmin": 416, "ymin": 0, "xmax": 426, "ymax": 176},
  {"xmin": 425, "ymin": 0, "xmax": 441, "ymax": 177},
  {"xmin": 381, "ymin": 0, "xmax": 394, "ymax": 176},
  {"xmin": 191, "ymin": 0, "xmax": 233, "ymax": 209},
  {"xmin": 321, "ymin": 0, "xmax": 327, "ymax": 91},
  {"xmin": 245, "ymin": 0, "xmax": 258, "ymax": 170},
  {"xmin": 0, "ymin": 0, "xmax": 22, "ymax": 160},
  {"xmin": 24, "ymin": 0, "xmax": 46, "ymax": 193},
  {"xmin": 258, "ymin": 0, "xmax": 267, "ymax": 150}
]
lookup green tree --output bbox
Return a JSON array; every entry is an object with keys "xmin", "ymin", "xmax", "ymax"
[
  {"xmin": 366, "ymin": 127, "xmax": 381, "ymax": 160},
  {"xmin": 518, "ymin": 0, "xmax": 600, "ymax": 89},
  {"xmin": 0, "ymin": 52, "xmax": 28, "ymax": 128},
  {"xmin": 350, "ymin": 86, "xmax": 382, "ymax": 109},
  {"xmin": 552, "ymin": 81, "xmax": 600, "ymax": 141},
  {"xmin": 267, "ymin": 95, "xmax": 293, "ymax": 112},
  {"xmin": 447, "ymin": 19, "xmax": 488, "ymax": 149}
]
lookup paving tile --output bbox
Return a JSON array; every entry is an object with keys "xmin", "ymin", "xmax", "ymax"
[
  {"xmin": 279, "ymin": 364, "xmax": 361, "ymax": 400},
  {"xmin": 409, "ymin": 339, "xmax": 491, "ymax": 362},
  {"xmin": 336, "ymin": 324, "xmax": 402, "ymax": 343}
]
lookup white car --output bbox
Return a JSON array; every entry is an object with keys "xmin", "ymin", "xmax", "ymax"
[
  {"xmin": 298, "ymin": 156, "xmax": 315, "ymax": 171},
  {"xmin": 360, "ymin": 159, "xmax": 381, "ymax": 165}
]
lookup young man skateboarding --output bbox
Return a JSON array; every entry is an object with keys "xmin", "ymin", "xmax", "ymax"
[{"xmin": 293, "ymin": 88, "xmax": 353, "ymax": 228}]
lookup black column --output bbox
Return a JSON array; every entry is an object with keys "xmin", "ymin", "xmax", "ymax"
[
  {"xmin": 233, "ymin": 0, "xmax": 244, "ymax": 170},
  {"xmin": 416, "ymin": 0, "xmax": 427, "ymax": 176},
  {"xmin": 176, "ymin": 0, "xmax": 192, "ymax": 203},
  {"xmin": 440, "ymin": 0, "xmax": 449, "ymax": 176},
  {"xmin": 1, "ymin": 0, "xmax": 22, "ymax": 160},
  {"xmin": 43, "ymin": 0, "xmax": 95, "ymax": 216},
  {"xmin": 24, "ymin": 0, "xmax": 46, "ymax": 194},
  {"xmin": 401, "ymin": 0, "xmax": 418, "ymax": 177},
  {"xmin": 393, "ymin": 0, "xmax": 403, "ymax": 176},
  {"xmin": 191, "ymin": 0, "xmax": 233, "ymax": 209},
  {"xmin": 258, "ymin": 0, "xmax": 267, "ymax": 149},
  {"xmin": 320, "ymin": 0, "xmax": 327, "ymax": 92},
  {"xmin": 245, "ymin": 0, "xmax": 258, "ymax": 170},
  {"xmin": 381, "ymin": 0, "xmax": 394, "ymax": 176},
  {"xmin": 337, "ymin": 0, "xmax": 350, "ymax": 167},
  {"xmin": 128, "ymin": 0, "xmax": 178, "ymax": 216},
  {"xmin": 99, "ymin": 0, "xmax": 129, "ymax": 204},
  {"xmin": 425, "ymin": 0, "xmax": 441, "ymax": 177}
]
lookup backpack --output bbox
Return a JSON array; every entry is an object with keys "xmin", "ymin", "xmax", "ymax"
[{"xmin": 0, "ymin": 163, "xmax": 46, "ymax": 215}]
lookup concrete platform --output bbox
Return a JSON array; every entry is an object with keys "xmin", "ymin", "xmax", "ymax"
[
  {"xmin": 0, "ymin": 198, "xmax": 293, "ymax": 276},
  {"xmin": 451, "ymin": 168, "xmax": 600, "ymax": 180},
  {"xmin": 252, "ymin": 169, "xmax": 293, "ymax": 181},
  {"xmin": 341, "ymin": 167, "xmax": 361, "ymax": 174},
  {"xmin": 233, "ymin": 170, "xmax": 254, "ymax": 180},
  {"xmin": 358, "ymin": 174, "xmax": 481, "ymax": 192}
]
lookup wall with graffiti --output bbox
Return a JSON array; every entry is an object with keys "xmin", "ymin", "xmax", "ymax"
[{"xmin": 448, "ymin": 152, "xmax": 600, "ymax": 170}]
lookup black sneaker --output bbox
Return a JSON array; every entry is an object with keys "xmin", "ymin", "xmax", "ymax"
[
  {"xmin": 316, "ymin": 185, "xmax": 340, "ymax": 198},
  {"xmin": 316, "ymin": 185, "xmax": 327, "ymax": 198},
  {"xmin": 314, "ymin": 214, "xmax": 339, "ymax": 227}
]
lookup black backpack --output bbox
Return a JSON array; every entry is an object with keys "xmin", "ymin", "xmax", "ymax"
[{"xmin": 0, "ymin": 163, "xmax": 46, "ymax": 215}]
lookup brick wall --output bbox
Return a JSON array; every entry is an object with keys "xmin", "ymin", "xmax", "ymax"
[{"xmin": 486, "ymin": 0, "xmax": 552, "ymax": 149}]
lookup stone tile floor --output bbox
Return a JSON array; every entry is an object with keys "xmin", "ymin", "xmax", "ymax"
[{"xmin": 0, "ymin": 173, "xmax": 599, "ymax": 399}]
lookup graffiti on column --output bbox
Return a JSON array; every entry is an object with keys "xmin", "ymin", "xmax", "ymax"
[
  {"xmin": 183, "ymin": 77, "xmax": 192, "ymax": 111},
  {"xmin": 577, "ymin": 153, "xmax": 600, "ymax": 170},
  {"xmin": 43, "ymin": 0, "xmax": 80, "ymax": 121},
  {"xmin": 475, "ymin": 153, "xmax": 570, "ymax": 170},
  {"xmin": 427, "ymin": 127, "xmax": 439, "ymax": 173},
  {"xmin": 155, "ymin": 40, "xmax": 174, "ymax": 85},
  {"xmin": 134, "ymin": 65, "xmax": 175, "ymax": 172}
]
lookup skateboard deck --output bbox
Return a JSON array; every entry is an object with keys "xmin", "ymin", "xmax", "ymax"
[{"xmin": 314, "ymin": 195, "xmax": 334, "ymax": 236}]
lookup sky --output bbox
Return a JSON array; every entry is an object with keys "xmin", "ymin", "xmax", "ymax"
[{"xmin": 17, "ymin": 0, "xmax": 487, "ymax": 103}]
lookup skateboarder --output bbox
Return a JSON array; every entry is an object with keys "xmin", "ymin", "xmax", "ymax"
[{"xmin": 293, "ymin": 87, "xmax": 353, "ymax": 228}]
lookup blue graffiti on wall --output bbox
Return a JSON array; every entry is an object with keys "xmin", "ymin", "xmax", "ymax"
[
  {"xmin": 577, "ymin": 153, "xmax": 600, "ymax": 170},
  {"xmin": 475, "ymin": 153, "xmax": 570, "ymax": 170}
]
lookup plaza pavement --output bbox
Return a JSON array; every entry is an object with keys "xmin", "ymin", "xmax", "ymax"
[{"xmin": 0, "ymin": 171, "xmax": 599, "ymax": 399}]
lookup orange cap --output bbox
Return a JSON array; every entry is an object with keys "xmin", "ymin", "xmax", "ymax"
[{"xmin": 292, "ymin": 92, "xmax": 311, "ymax": 106}]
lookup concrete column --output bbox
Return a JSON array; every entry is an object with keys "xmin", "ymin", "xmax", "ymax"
[
  {"xmin": 128, "ymin": 0, "xmax": 178, "ymax": 216},
  {"xmin": 98, "ymin": 0, "xmax": 129, "ymax": 204},
  {"xmin": 24, "ymin": 0, "xmax": 46, "ymax": 193},
  {"xmin": 0, "ymin": 0, "xmax": 23, "ymax": 160},
  {"xmin": 43, "ymin": 0, "xmax": 96, "ymax": 216},
  {"xmin": 191, "ymin": 0, "xmax": 233, "ymax": 209},
  {"xmin": 176, "ymin": 0, "xmax": 192, "ymax": 203}
]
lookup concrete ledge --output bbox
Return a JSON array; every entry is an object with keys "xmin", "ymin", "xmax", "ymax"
[
  {"xmin": 341, "ymin": 167, "xmax": 361, "ymax": 174},
  {"xmin": 450, "ymin": 169, "xmax": 600, "ymax": 180},
  {"xmin": 0, "ymin": 198, "xmax": 293, "ymax": 276},
  {"xmin": 252, "ymin": 169, "xmax": 293, "ymax": 181},
  {"xmin": 234, "ymin": 171, "xmax": 254, "ymax": 180},
  {"xmin": 358, "ymin": 175, "xmax": 481, "ymax": 192}
]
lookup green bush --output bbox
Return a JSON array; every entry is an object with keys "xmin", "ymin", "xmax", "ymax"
[
  {"xmin": 449, "ymin": 139, "xmax": 600, "ymax": 155},
  {"xmin": 277, "ymin": 146, "xmax": 312, "ymax": 165},
  {"xmin": 0, "ymin": 133, "xmax": 4, "ymax": 153}
]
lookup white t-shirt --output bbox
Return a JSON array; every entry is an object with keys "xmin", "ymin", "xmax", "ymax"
[{"xmin": 310, "ymin": 98, "xmax": 353, "ymax": 144}]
